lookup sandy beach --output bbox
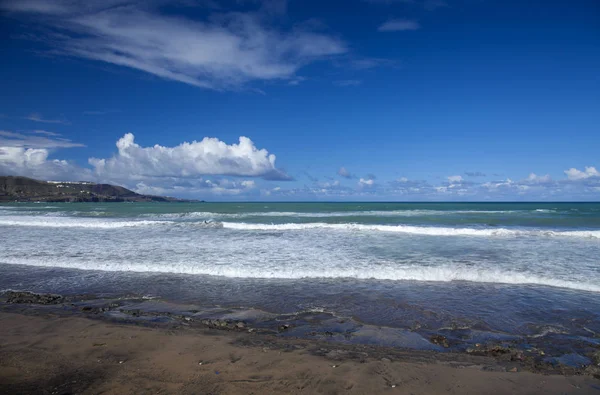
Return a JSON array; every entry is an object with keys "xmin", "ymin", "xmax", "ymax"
[{"xmin": 1, "ymin": 309, "xmax": 599, "ymax": 395}]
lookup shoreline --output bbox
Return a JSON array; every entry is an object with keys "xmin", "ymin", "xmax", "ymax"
[{"xmin": 1, "ymin": 293, "xmax": 599, "ymax": 394}]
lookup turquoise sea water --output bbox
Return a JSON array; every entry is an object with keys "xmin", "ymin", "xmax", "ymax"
[
  {"xmin": 1, "ymin": 202, "xmax": 599, "ymax": 358},
  {"xmin": 1, "ymin": 202, "xmax": 600, "ymax": 289}
]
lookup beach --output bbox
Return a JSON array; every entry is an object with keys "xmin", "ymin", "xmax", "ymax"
[
  {"xmin": 1, "ymin": 202, "xmax": 600, "ymax": 393},
  {"xmin": 1, "ymin": 306, "xmax": 599, "ymax": 395}
]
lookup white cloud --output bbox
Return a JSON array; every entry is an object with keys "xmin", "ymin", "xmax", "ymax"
[
  {"xmin": 24, "ymin": 113, "xmax": 70, "ymax": 124},
  {"xmin": 359, "ymin": 178, "xmax": 375, "ymax": 186},
  {"xmin": 318, "ymin": 180, "xmax": 340, "ymax": 188},
  {"xmin": 241, "ymin": 180, "xmax": 256, "ymax": 189},
  {"xmin": 378, "ymin": 19, "xmax": 420, "ymax": 32},
  {"xmin": 0, "ymin": 146, "xmax": 91, "ymax": 181},
  {"xmin": 133, "ymin": 178, "xmax": 257, "ymax": 198},
  {"xmin": 89, "ymin": 133, "xmax": 290, "ymax": 182},
  {"xmin": 447, "ymin": 175, "xmax": 463, "ymax": 183},
  {"xmin": 1, "ymin": 132, "xmax": 290, "ymax": 195},
  {"xmin": 397, "ymin": 177, "xmax": 409, "ymax": 182},
  {"xmin": 564, "ymin": 166, "xmax": 599, "ymax": 180},
  {"xmin": 482, "ymin": 178, "xmax": 513, "ymax": 190},
  {"xmin": 2, "ymin": 0, "xmax": 347, "ymax": 90},
  {"xmin": 0, "ymin": 130, "xmax": 84, "ymax": 148},
  {"xmin": 337, "ymin": 166, "xmax": 353, "ymax": 178},
  {"xmin": 526, "ymin": 173, "xmax": 552, "ymax": 183}
]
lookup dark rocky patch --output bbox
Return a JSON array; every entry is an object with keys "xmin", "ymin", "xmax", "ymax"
[
  {"xmin": 200, "ymin": 318, "xmax": 249, "ymax": 332},
  {"xmin": 4, "ymin": 291, "xmax": 64, "ymax": 305},
  {"xmin": 430, "ymin": 335, "xmax": 449, "ymax": 348}
]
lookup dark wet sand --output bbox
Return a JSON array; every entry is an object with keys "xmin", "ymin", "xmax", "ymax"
[{"xmin": 1, "ymin": 312, "xmax": 599, "ymax": 394}]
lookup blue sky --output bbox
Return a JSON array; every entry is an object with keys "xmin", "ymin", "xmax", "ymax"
[{"xmin": 0, "ymin": 0, "xmax": 599, "ymax": 200}]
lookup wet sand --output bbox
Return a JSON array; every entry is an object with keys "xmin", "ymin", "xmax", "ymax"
[{"xmin": 1, "ymin": 312, "xmax": 599, "ymax": 395}]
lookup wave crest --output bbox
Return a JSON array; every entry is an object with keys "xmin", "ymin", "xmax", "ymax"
[
  {"xmin": 221, "ymin": 222, "xmax": 600, "ymax": 239},
  {"xmin": 2, "ymin": 257, "xmax": 598, "ymax": 293}
]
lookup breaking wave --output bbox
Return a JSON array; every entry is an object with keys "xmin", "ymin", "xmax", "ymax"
[
  {"xmin": 221, "ymin": 222, "xmax": 600, "ymax": 239},
  {"xmin": 0, "ymin": 216, "xmax": 164, "ymax": 229},
  {"xmin": 1, "ymin": 215, "xmax": 599, "ymax": 238},
  {"xmin": 2, "ymin": 257, "xmax": 598, "ymax": 293},
  {"xmin": 145, "ymin": 209, "xmax": 527, "ymax": 219}
]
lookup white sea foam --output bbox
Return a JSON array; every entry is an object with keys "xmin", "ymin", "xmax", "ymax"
[
  {"xmin": 2, "ymin": 257, "xmax": 598, "ymax": 293},
  {"xmin": 146, "ymin": 209, "xmax": 524, "ymax": 219},
  {"xmin": 1, "ymin": 214, "xmax": 599, "ymax": 239},
  {"xmin": 221, "ymin": 222, "xmax": 600, "ymax": 239},
  {"xmin": 0, "ymin": 215, "xmax": 164, "ymax": 229}
]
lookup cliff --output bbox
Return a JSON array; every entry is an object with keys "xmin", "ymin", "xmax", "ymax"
[{"xmin": 0, "ymin": 176, "xmax": 198, "ymax": 203}]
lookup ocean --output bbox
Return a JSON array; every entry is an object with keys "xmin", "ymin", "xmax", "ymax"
[{"xmin": 1, "ymin": 202, "xmax": 599, "ymax": 360}]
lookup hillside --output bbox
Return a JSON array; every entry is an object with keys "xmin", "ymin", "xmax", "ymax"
[{"xmin": 0, "ymin": 176, "xmax": 197, "ymax": 203}]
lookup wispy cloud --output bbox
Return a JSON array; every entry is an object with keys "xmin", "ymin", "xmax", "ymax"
[
  {"xmin": 364, "ymin": 0, "xmax": 447, "ymax": 11},
  {"xmin": 31, "ymin": 130, "xmax": 61, "ymax": 137},
  {"xmin": 465, "ymin": 171, "xmax": 486, "ymax": 177},
  {"xmin": 0, "ymin": 130, "xmax": 83, "ymax": 148},
  {"xmin": 24, "ymin": 113, "xmax": 70, "ymax": 125},
  {"xmin": 82, "ymin": 110, "xmax": 120, "ymax": 116},
  {"xmin": 303, "ymin": 171, "xmax": 318, "ymax": 182},
  {"xmin": 378, "ymin": 19, "xmax": 420, "ymax": 32},
  {"xmin": 363, "ymin": 0, "xmax": 414, "ymax": 4},
  {"xmin": 334, "ymin": 79, "xmax": 362, "ymax": 87},
  {"xmin": 347, "ymin": 57, "xmax": 398, "ymax": 70},
  {"xmin": 2, "ymin": 0, "xmax": 348, "ymax": 91}
]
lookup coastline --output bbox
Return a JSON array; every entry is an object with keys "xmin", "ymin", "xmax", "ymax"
[{"xmin": 1, "ymin": 294, "xmax": 599, "ymax": 394}]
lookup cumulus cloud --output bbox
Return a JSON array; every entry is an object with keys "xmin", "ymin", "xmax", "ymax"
[
  {"xmin": 447, "ymin": 175, "xmax": 463, "ymax": 183},
  {"xmin": 564, "ymin": 166, "xmax": 599, "ymax": 180},
  {"xmin": 258, "ymin": 166, "xmax": 600, "ymax": 201},
  {"xmin": 337, "ymin": 166, "xmax": 354, "ymax": 178},
  {"xmin": 0, "ymin": 132, "xmax": 291, "ymax": 196},
  {"xmin": 481, "ymin": 178, "xmax": 513, "ymax": 190},
  {"xmin": 526, "ymin": 173, "xmax": 552, "ymax": 184},
  {"xmin": 0, "ymin": 131, "xmax": 87, "ymax": 181},
  {"xmin": 0, "ymin": 129, "xmax": 85, "ymax": 181},
  {"xmin": 89, "ymin": 133, "xmax": 291, "ymax": 182},
  {"xmin": 378, "ymin": 19, "xmax": 420, "ymax": 32},
  {"xmin": 358, "ymin": 173, "xmax": 376, "ymax": 187},
  {"xmin": 1, "ymin": 0, "xmax": 347, "ymax": 90},
  {"xmin": 0, "ymin": 146, "xmax": 91, "ymax": 181}
]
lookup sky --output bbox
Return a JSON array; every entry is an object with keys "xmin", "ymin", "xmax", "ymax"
[{"xmin": 0, "ymin": 0, "xmax": 599, "ymax": 201}]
